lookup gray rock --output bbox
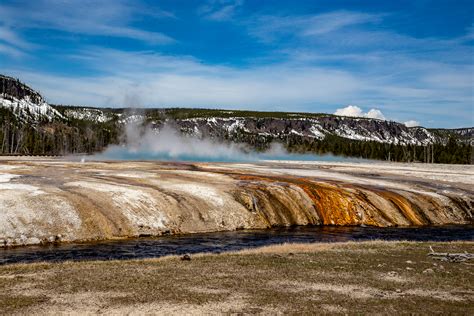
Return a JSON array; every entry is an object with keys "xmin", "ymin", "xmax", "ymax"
[{"xmin": 181, "ymin": 254, "xmax": 191, "ymax": 261}]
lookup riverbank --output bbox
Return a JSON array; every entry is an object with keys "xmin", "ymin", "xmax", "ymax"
[{"xmin": 1, "ymin": 241, "xmax": 473, "ymax": 314}]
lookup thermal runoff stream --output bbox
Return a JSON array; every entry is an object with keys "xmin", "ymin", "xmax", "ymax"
[{"xmin": 1, "ymin": 225, "xmax": 472, "ymax": 265}]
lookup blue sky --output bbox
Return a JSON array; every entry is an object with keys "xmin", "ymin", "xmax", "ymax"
[{"xmin": 0, "ymin": 0, "xmax": 472, "ymax": 128}]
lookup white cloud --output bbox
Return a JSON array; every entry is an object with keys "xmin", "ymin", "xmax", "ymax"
[
  {"xmin": 0, "ymin": 43, "xmax": 25, "ymax": 58},
  {"xmin": 334, "ymin": 105, "xmax": 364, "ymax": 117},
  {"xmin": 0, "ymin": 26, "xmax": 34, "ymax": 49},
  {"xmin": 4, "ymin": 43, "xmax": 471, "ymax": 128},
  {"xmin": 0, "ymin": 25, "xmax": 37, "ymax": 57},
  {"xmin": 0, "ymin": 0, "xmax": 174, "ymax": 44},
  {"xmin": 404, "ymin": 120, "xmax": 420, "ymax": 127},
  {"xmin": 248, "ymin": 11, "xmax": 380, "ymax": 42},
  {"xmin": 5, "ymin": 48, "xmax": 363, "ymax": 108},
  {"xmin": 1, "ymin": 5, "xmax": 472, "ymax": 128},
  {"xmin": 199, "ymin": 0, "xmax": 244, "ymax": 21},
  {"xmin": 366, "ymin": 109, "xmax": 386, "ymax": 120},
  {"xmin": 334, "ymin": 105, "xmax": 386, "ymax": 120},
  {"xmin": 335, "ymin": 107, "xmax": 422, "ymax": 126},
  {"xmin": 302, "ymin": 11, "xmax": 380, "ymax": 36}
]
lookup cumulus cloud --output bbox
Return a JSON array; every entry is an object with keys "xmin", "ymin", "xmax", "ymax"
[
  {"xmin": 334, "ymin": 105, "xmax": 424, "ymax": 126},
  {"xmin": 404, "ymin": 120, "xmax": 420, "ymax": 127},
  {"xmin": 334, "ymin": 105, "xmax": 385, "ymax": 120},
  {"xmin": 366, "ymin": 109, "xmax": 386, "ymax": 120},
  {"xmin": 334, "ymin": 105, "xmax": 364, "ymax": 117}
]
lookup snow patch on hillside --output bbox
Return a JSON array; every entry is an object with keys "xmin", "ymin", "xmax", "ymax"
[
  {"xmin": 309, "ymin": 125, "xmax": 326, "ymax": 139},
  {"xmin": 179, "ymin": 116, "xmax": 436, "ymax": 146},
  {"xmin": 0, "ymin": 95, "xmax": 62, "ymax": 122},
  {"xmin": 64, "ymin": 108, "xmax": 112, "ymax": 123},
  {"xmin": 119, "ymin": 114, "xmax": 145, "ymax": 125}
]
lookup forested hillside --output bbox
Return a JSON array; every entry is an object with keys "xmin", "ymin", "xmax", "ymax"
[{"xmin": 1, "ymin": 74, "xmax": 472, "ymax": 163}]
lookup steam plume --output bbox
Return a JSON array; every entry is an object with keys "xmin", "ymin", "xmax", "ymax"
[
  {"xmin": 94, "ymin": 110, "xmax": 360, "ymax": 163},
  {"xmin": 97, "ymin": 120, "xmax": 288, "ymax": 162}
]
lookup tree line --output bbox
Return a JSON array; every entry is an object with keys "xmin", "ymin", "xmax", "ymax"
[
  {"xmin": 0, "ymin": 108, "xmax": 119, "ymax": 155},
  {"xmin": 285, "ymin": 134, "xmax": 472, "ymax": 164},
  {"xmin": 234, "ymin": 131, "xmax": 472, "ymax": 164}
]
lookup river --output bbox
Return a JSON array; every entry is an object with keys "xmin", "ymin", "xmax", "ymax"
[{"xmin": 1, "ymin": 225, "xmax": 473, "ymax": 265}]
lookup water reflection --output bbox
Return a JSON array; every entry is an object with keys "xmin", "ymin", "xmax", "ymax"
[{"xmin": 1, "ymin": 225, "xmax": 472, "ymax": 265}]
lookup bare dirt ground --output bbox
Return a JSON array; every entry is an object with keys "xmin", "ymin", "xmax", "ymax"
[{"xmin": 1, "ymin": 241, "xmax": 473, "ymax": 315}]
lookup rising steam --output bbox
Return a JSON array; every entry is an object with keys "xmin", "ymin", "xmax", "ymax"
[
  {"xmin": 95, "ymin": 120, "xmax": 287, "ymax": 162},
  {"xmin": 92, "ymin": 113, "xmax": 362, "ymax": 163}
]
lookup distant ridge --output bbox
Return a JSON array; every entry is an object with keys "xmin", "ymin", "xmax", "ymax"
[{"xmin": 1, "ymin": 74, "xmax": 472, "ymax": 163}]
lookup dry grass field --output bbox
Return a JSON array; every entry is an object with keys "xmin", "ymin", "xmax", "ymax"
[{"xmin": 1, "ymin": 240, "xmax": 473, "ymax": 315}]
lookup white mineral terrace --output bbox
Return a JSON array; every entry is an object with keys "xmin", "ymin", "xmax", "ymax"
[{"xmin": 0, "ymin": 157, "xmax": 472, "ymax": 247}]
